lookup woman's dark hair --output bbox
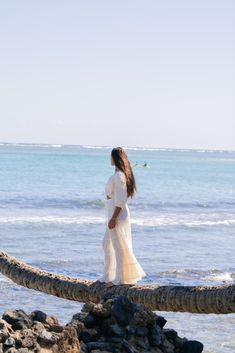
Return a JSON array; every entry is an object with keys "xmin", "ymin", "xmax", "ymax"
[{"xmin": 111, "ymin": 147, "xmax": 137, "ymax": 198}]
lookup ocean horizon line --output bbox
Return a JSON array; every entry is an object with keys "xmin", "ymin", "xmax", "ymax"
[{"xmin": 0, "ymin": 141, "xmax": 235, "ymax": 153}]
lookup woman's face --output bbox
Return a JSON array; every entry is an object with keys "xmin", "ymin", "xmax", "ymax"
[{"xmin": 111, "ymin": 155, "xmax": 115, "ymax": 165}]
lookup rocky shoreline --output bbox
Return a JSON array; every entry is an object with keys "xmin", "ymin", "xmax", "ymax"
[{"xmin": 0, "ymin": 295, "xmax": 204, "ymax": 353}]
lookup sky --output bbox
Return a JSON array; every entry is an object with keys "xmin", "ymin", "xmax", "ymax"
[{"xmin": 0, "ymin": 1, "xmax": 235, "ymax": 150}]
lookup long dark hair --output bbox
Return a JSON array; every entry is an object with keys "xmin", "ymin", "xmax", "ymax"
[{"xmin": 111, "ymin": 147, "xmax": 137, "ymax": 198}]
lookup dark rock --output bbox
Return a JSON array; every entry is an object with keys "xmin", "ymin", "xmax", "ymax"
[
  {"xmin": 136, "ymin": 335, "xmax": 150, "ymax": 350},
  {"xmin": 2, "ymin": 310, "xmax": 32, "ymax": 331},
  {"xmin": 101, "ymin": 316, "xmax": 116, "ymax": 333},
  {"xmin": 83, "ymin": 312, "xmax": 104, "ymax": 329},
  {"xmin": 14, "ymin": 337, "xmax": 23, "ymax": 349},
  {"xmin": 130, "ymin": 304, "xmax": 156, "ymax": 327},
  {"xmin": 86, "ymin": 341, "xmax": 117, "ymax": 352},
  {"xmin": 30, "ymin": 310, "xmax": 59, "ymax": 327},
  {"xmin": 80, "ymin": 340, "xmax": 88, "ymax": 353},
  {"xmin": 163, "ymin": 328, "xmax": 178, "ymax": 341},
  {"xmin": 80, "ymin": 331, "xmax": 93, "ymax": 343},
  {"xmin": 29, "ymin": 310, "xmax": 47, "ymax": 323},
  {"xmin": 156, "ymin": 315, "xmax": 167, "ymax": 328},
  {"xmin": 72, "ymin": 311, "xmax": 89, "ymax": 322},
  {"xmin": 106, "ymin": 324, "xmax": 125, "ymax": 338},
  {"xmin": 110, "ymin": 296, "xmax": 136, "ymax": 326},
  {"xmin": 174, "ymin": 336, "xmax": 188, "ymax": 348},
  {"xmin": 160, "ymin": 336, "xmax": 175, "ymax": 353},
  {"xmin": 0, "ymin": 296, "xmax": 203, "ymax": 353},
  {"xmin": 148, "ymin": 323, "xmax": 162, "ymax": 346},
  {"xmin": 179, "ymin": 340, "xmax": 204, "ymax": 353},
  {"xmin": 79, "ymin": 328, "xmax": 100, "ymax": 343},
  {"xmin": 122, "ymin": 339, "xmax": 139, "ymax": 353},
  {"xmin": 84, "ymin": 313, "xmax": 96, "ymax": 328},
  {"xmin": 125, "ymin": 326, "xmax": 136, "ymax": 340},
  {"xmin": 106, "ymin": 337, "xmax": 123, "ymax": 344},
  {"xmin": 135, "ymin": 326, "xmax": 148, "ymax": 336}
]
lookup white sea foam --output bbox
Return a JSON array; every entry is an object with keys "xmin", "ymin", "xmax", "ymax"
[
  {"xmin": 82, "ymin": 145, "xmax": 112, "ymax": 149},
  {"xmin": 0, "ymin": 215, "xmax": 104, "ymax": 224},
  {"xmin": 157, "ymin": 268, "xmax": 235, "ymax": 284},
  {"xmin": 204, "ymin": 272, "xmax": 234, "ymax": 282},
  {"xmin": 1, "ymin": 142, "xmax": 235, "ymax": 153},
  {"xmin": 131, "ymin": 217, "xmax": 235, "ymax": 227},
  {"xmin": 0, "ymin": 277, "xmax": 7, "ymax": 282},
  {"xmin": 81, "ymin": 144, "xmax": 235, "ymax": 153},
  {"xmin": 0, "ymin": 215, "xmax": 234, "ymax": 227},
  {"xmin": 1, "ymin": 141, "xmax": 235, "ymax": 153}
]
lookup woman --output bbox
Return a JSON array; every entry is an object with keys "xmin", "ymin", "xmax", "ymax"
[{"xmin": 98, "ymin": 147, "xmax": 146, "ymax": 288}]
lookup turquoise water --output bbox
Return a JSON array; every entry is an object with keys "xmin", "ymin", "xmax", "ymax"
[{"xmin": 0, "ymin": 142, "xmax": 235, "ymax": 352}]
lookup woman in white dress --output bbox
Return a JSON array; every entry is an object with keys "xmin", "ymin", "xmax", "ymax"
[{"xmin": 98, "ymin": 147, "xmax": 146, "ymax": 288}]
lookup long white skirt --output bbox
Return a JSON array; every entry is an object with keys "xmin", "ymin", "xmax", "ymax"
[{"xmin": 99, "ymin": 198, "xmax": 147, "ymax": 285}]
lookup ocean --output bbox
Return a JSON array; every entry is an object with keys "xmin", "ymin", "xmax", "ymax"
[{"xmin": 0, "ymin": 142, "xmax": 234, "ymax": 353}]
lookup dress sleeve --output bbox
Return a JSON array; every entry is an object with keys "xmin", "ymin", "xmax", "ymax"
[{"xmin": 114, "ymin": 171, "xmax": 128, "ymax": 209}]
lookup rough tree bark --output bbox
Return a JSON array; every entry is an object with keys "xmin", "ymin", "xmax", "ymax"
[{"xmin": 0, "ymin": 251, "xmax": 234, "ymax": 314}]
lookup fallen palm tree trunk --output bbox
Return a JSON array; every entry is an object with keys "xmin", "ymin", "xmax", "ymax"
[{"xmin": 0, "ymin": 251, "xmax": 234, "ymax": 314}]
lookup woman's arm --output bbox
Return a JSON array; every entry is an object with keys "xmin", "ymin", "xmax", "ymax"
[
  {"xmin": 108, "ymin": 206, "xmax": 122, "ymax": 229},
  {"xmin": 108, "ymin": 171, "xmax": 127, "ymax": 229}
]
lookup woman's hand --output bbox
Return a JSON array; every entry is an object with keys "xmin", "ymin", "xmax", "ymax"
[
  {"xmin": 108, "ymin": 207, "xmax": 121, "ymax": 229},
  {"xmin": 108, "ymin": 217, "xmax": 116, "ymax": 229}
]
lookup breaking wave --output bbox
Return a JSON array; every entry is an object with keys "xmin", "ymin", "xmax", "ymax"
[{"xmin": 0, "ymin": 215, "xmax": 234, "ymax": 228}]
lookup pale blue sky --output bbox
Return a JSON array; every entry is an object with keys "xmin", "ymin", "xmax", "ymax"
[{"xmin": 0, "ymin": 1, "xmax": 234, "ymax": 150}]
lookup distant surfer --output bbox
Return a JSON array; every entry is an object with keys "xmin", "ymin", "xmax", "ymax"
[{"xmin": 132, "ymin": 161, "xmax": 149, "ymax": 168}]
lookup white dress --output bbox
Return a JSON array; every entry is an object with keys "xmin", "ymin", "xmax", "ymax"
[{"xmin": 99, "ymin": 169, "xmax": 147, "ymax": 285}]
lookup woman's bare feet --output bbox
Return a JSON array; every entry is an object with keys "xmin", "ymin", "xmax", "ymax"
[{"xmin": 105, "ymin": 281, "xmax": 115, "ymax": 288}]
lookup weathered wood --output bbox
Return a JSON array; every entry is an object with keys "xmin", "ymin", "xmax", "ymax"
[{"xmin": 0, "ymin": 251, "xmax": 234, "ymax": 314}]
